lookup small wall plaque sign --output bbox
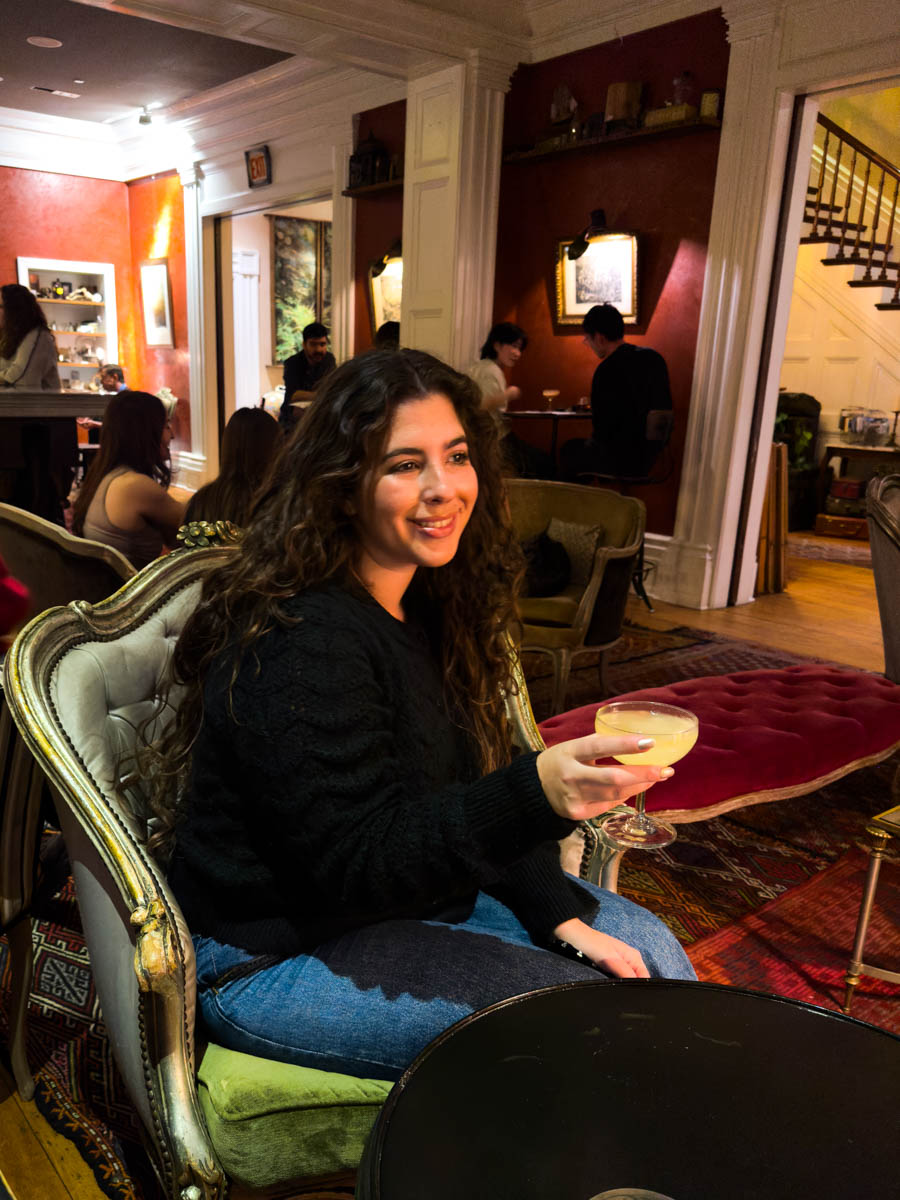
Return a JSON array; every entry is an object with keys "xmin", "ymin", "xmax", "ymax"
[{"xmin": 245, "ymin": 145, "xmax": 272, "ymax": 189}]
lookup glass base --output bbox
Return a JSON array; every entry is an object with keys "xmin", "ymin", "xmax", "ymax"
[{"xmin": 601, "ymin": 811, "xmax": 678, "ymax": 850}]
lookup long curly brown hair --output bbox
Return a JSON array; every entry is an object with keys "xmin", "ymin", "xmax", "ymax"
[{"xmin": 146, "ymin": 348, "xmax": 523, "ymax": 852}]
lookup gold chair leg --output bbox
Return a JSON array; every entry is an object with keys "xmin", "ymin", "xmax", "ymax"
[
  {"xmin": 843, "ymin": 828, "xmax": 888, "ymax": 1015},
  {"xmin": 579, "ymin": 817, "xmax": 625, "ymax": 893}
]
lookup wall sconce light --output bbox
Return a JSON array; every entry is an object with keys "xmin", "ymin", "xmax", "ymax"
[
  {"xmin": 138, "ymin": 106, "xmax": 152, "ymax": 126},
  {"xmin": 567, "ymin": 208, "xmax": 608, "ymax": 260},
  {"xmin": 371, "ymin": 239, "xmax": 402, "ymax": 278}
]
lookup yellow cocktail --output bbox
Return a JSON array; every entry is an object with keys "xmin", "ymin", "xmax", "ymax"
[{"xmin": 594, "ymin": 700, "xmax": 699, "ymax": 848}]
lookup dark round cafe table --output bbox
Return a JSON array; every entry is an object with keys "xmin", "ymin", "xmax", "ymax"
[{"xmin": 356, "ymin": 979, "xmax": 899, "ymax": 1199}]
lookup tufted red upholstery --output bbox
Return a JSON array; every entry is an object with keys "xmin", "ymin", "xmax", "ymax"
[{"xmin": 538, "ymin": 666, "xmax": 900, "ymax": 821}]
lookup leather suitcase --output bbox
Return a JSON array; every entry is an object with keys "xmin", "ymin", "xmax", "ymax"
[{"xmin": 814, "ymin": 513, "xmax": 870, "ymax": 540}]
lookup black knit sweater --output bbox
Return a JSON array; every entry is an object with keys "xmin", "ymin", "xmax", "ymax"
[{"xmin": 169, "ymin": 584, "xmax": 596, "ymax": 955}]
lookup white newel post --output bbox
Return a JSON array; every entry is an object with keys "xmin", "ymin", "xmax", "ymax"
[
  {"xmin": 653, "ymin": 0, "xmax": 786, "ymax": 609},
  {"xmin": 177, "ymin": 162, "xmax": 209, "ymax": 486},
  {"xmin": 401, "ymin": 54, "xmax": 513, "ymax": 368},
  {"xmin": 331, "ymin": 128, "xmax": 356, "ymax": 363}
]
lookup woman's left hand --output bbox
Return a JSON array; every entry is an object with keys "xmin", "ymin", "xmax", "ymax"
[{"xmin": 554, "ymin": 917, "xmax": 650, "ymax": 979}]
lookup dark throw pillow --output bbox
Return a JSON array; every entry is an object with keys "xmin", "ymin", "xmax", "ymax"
[{"xmin": 521, "ymin": 530, "xmax": 572, "ymax": 597}]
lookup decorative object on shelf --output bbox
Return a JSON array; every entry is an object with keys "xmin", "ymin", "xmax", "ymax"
[
  {"xmin": 672, "ymin": 71, "xmax": 697, "ymax": 106},
  {"xmin": 566, "ymin": 208, "xmax": 608, "ymax": 261},
  {"xmin": 700, "ymin": 89, "xmax": 722, "ymax": 121},
  {"xmin": 140, "ymin": 258, "xmax": 174, "ymax": 348},
  {"xmin": 550, "ymin": 83, "xmax": 578, "ymax": 126},
  {"xmin": 269, "ymin": 215, "xmax": 332, "ymax": 363},
  {"xmin": 368, "ymin": 240, "xmax": 402, "ymax": 335},
  {"xmin": 176, "ymin": 520, "xmax": 243, "ymax": 549},
  {"xmin": 244, "ymin": 144, "xmax": 272, "ymax": 189},
  {"xmin": 604, "ymin": 82, "xmax": 643, "ymax": 134},
  {"xmin": 348, "ymin": 129, "xmax": 389, "ymax": 190},
  {"xmin": 644, "ymin": 102, "xmax": 698, "ymax": 128},
  {"xmin": 556, "ymin": 231, "xmax": 638, "ymax": 325}
]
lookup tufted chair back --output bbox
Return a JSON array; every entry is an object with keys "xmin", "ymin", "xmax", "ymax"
[
  {"xmin": 867, "ymin": 474, "xmax": 900, "ymax": 684},
  {"xmin": 3, "ymin": 545, "xmax": 236, "ymax": 1198}
]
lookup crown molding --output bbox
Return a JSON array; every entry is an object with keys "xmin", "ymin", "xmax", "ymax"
[
  {"xmin": 524, "ymin": 0, "xmax": 709, "ymax": 63},
  {"xmin": 0, "ymin": 105, "xmax": 125, "ymax": 180}
]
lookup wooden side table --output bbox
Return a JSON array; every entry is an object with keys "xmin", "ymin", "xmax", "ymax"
[{"xmin": 843, "ymin": 801, "xmax": 900, "ymax": 1015}]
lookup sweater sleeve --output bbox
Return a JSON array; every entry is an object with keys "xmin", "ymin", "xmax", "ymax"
[
  {"xmin": 487, "ymin": 842, "xmax": 598, "ymax": 940},
  {"xmin": 223, "ymin": 601, "xmax": 576, "ymax": 920}
]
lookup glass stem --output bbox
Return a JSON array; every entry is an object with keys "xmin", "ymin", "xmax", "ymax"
[{"xmin": 626, "ymin": 790, "xmax": 655, "ymax": 834}]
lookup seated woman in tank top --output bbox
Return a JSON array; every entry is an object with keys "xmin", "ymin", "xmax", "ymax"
[{"xmin": 72, "ymin": 390, "xmax": 185, "ymax": 570}]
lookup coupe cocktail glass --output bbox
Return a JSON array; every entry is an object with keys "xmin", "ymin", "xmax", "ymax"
[
  {"xmin": 594, "ymin": 700, "xmax": 698, "ymax": 849},
  {"xmin": 541, "ymin": 389, "xmax": 560, "ymax": 411}
]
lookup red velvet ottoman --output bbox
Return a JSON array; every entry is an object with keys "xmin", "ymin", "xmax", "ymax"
[{"xmin": 539, "ymin": 666, "xmax": 900, "ymax": 886}]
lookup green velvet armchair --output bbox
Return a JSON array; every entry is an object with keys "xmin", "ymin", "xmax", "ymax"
[{"xmin": 507, "ymin": 480, "xmax": 646, "ymax": 715}]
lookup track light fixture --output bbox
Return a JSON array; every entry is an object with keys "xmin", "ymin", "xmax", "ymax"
[
  {"xmin": 567, "ymin": 208, "xmax": 608, "ymax": 260},
  {"xmin": 138, "ymin": 106, "xmax": 152, "ymax": 126}
]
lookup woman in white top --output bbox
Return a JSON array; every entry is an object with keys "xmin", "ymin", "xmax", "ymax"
[
  {"xmin": 0, "ymin": 284, "xmax": 61, "ymax": 390},
  {"xmin": 468, "ymin": 322, "xmax": 527, "ymax": 416},
  {"xmin": 72, "ymin": 390, "xmax": 185, "ymax": 570}
]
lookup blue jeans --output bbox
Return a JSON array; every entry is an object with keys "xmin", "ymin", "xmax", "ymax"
[{"xmin": 193, "ymin": 882, "xmax": 695, "ymax": 1081}]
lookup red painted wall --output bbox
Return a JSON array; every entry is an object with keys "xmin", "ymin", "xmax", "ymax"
[
  {"xmin": 0, "ymin": 165, "xmax": 138, "ymax": 382},
  {"xmin": 494, "ymin": 10, "xmax": 729, "ymax": 533},
  {"xmin": 127, "ymin": 172, "xmax": 191, "ymax": 450},
  {"xmin": 353, "ymin": 99, "xmax": 405, "ymax": 352}
]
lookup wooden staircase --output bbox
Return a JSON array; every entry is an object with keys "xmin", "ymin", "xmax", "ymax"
[{"xmin": 801, "ymin": 114, "xmax": 900, "ymax": 311}]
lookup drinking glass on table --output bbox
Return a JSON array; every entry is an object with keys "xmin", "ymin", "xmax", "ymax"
[{"xmin": 595, "ymin": 700, "xmax": 699, "ymax": 849}]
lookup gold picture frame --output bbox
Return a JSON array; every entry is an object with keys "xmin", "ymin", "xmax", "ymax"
[
  {"xmin": 368, "ymin": 254, "xmax": 403, "ymax": 335},
  {"xmin": 140, "ymin": 259, "xmax": 174, "ymax": 348},
  {"xmin": 555, "ymin": 233, "xmax": 638, "ymax": 325}
]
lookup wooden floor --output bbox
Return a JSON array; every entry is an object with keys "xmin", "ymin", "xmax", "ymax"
[{"xmin": 0, "ymin": 550, "xmax": 885, "ymax": 1200}]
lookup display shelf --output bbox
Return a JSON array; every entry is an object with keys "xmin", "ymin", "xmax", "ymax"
[
  {"xmin": 503, "ymin": 117, "xmax": 720, "ymax": 164},
  {"xmin": 40, "ymin": 298, "xmax": 105, "ymax": 306},
  {"xmin": 52, "ymin": 331, "xmax": 106, "ymax": 337},
  {"xmin": 59, "ymin": 361, "xmax": 102, "ymax": 369},
  {"xmin": 341, "ymin": 179, "xmax": 403, "ymax": 198}
]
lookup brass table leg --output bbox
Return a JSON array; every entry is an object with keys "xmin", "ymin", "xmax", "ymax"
[{"xmin": 843, "ymin": 826, "xmax": 890, "ymax": 1016}]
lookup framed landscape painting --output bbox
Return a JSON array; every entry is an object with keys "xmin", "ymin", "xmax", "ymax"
[
  {"xmin": 270, "ymin": 216, "xmax": 332, "ymax": 363},
  {"xmin": 140, "ymin": 259, "xmax": 174, "ymax": 347},
  {"xmin": 555, "ymin": 233, "xmax": 638, "ymax": 325}
]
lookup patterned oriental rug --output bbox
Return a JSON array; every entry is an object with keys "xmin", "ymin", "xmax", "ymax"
[{"xmin": 0, "ymin": 623, "xmax": 897, "ymax": 1199}]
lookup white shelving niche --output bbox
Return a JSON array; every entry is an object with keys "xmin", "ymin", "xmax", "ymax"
[{"xmin": 16, "ymin": 257, "xmax": 118, "ymax": 393}]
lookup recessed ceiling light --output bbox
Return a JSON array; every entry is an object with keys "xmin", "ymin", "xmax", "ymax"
[
  {"xmin": 26, "ymin": 36, "xmax": 63, "ymax": 48},
  {"xmin": 73, "ymin": 79, "xmax": 85, "ymax": 85}
]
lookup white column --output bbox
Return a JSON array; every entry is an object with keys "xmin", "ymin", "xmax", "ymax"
[
  {"xmin": 401, "ymin": 53, "xmax": 513, "ymax": 368},
  {"xmin": 232, "ymin": 249, "xmax": 260, "ymax": 409},
  {"xmin": 177, "ymin": 162, "xmax": 209, "ymax": 485},
  {"xmin": 653, "ymin": 0, "xmax": 786, "ymax": 609},
  {"xmin": 331, "ymin": 126, "xmax": 356, "ymax": 363}
]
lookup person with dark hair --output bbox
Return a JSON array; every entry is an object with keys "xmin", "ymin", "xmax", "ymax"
[
  {"xmin": 185, "ymin": 407, "xmax": 280, "ymax": 527},
  {"xmin": 0, "ymin": 283, "xmax": 60, "ymax": 389},
  {"xmin": 560, "ymin": 303, "xmax": 672, "ymax": 480},
  {"xmin": 99, "ymin": 364, "xmax": 127, "ymax": 393},
  {"xmin": 373, "ymin": 320, "xmax": 400, "ymax": 349},
  {"xmin": 469, "ymin": 322, "xmax": 553, "ymax": 478},
  {"xmin": 468, "ymin": 321, "xmax": 528, "ymax": 413},
  {"xmin": 146, "ymin": 347, "xmax": 694, "ymax": 1084},
  {"xmin": 73, "ymin": 390, "xmax": 185, "ymax": 569},
  {"xmin": 280, "ymin": 321, "xmax": 336, "ymax": 431}
]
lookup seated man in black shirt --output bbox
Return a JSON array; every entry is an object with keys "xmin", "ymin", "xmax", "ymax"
[
  {"xmin": 560, "ymin": 304, "xmax": 671, "ymax": 481},
  {"xmin": 279, "ymin": 322, "xmax": 336, "ymax": 431}
]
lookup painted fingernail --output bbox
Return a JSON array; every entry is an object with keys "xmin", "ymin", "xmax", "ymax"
[
  {"xmin": 661, "ymin": 767, "xmax": 675, "ymax": 778},
  {"xmin": 637, "ymin": 738, "xmax": 655, "ymax": 749}
]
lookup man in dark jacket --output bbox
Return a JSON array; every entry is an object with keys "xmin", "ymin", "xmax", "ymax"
[
  {"xmin": 560, "ymin": 304, "xmax": 671, "ymax": 480},
  {"xmin": 280, "ymin": 323, "xmax": 336, "ymax": 431}
]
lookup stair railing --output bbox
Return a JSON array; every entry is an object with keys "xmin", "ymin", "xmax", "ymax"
[{"xmin": 808, "ymin": 113, "xmax": 900, "ymax": 303}]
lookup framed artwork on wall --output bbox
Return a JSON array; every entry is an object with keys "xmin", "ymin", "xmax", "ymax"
[
  {"xmin": 555, "ymin": 233, "xmax": 638, "ymax": 325},
  {"xmin": 140, "ymin": 259, "xmax": 174, "ymax": 348},
  {"xmin": 270, "ymin": 216, "xmax": 332, "ymax": 363},
  {"xmin": 368, "ymin": 250, "xmax": 403, "ymax": 336}
]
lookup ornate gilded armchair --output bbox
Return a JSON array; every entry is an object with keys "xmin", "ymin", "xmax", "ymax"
[{"xmin": 3, "ymin": 547, "xmax": 391, "ymax": 1199}]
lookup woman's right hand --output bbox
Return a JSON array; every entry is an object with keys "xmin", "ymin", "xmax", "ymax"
[{"xmin": 536, "ymin": 733, "xmax": 673, "ymax": 823}]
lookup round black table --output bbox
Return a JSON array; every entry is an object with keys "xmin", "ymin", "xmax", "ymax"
[{"xmin": 357, "ymin": 980, "xmax": 899, "ymax": 1199}]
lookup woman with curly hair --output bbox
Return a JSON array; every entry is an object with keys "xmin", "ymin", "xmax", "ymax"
[
  {"xmin": 72, "ymin": 390, "xmax": 184, "ymax": 569},
  {"xmin": 185, "ymin": 405, "xmax": 280, "ymax": 526},
  {"xmin": 154, "ymin": 348, "xmax": 692, "ymax": 1082},
  {"xmin": 0, "ymin": 283, "xmax": 60, "ymax": 389}
]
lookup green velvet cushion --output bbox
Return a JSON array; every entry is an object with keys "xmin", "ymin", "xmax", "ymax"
[
  {"xmin": 519, "ymin": 586, "xmax": 582, "ymax": 627},
  {"xmin": 197, "ymin": 1042, "xmax": 393, "ymax": 1189}
]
